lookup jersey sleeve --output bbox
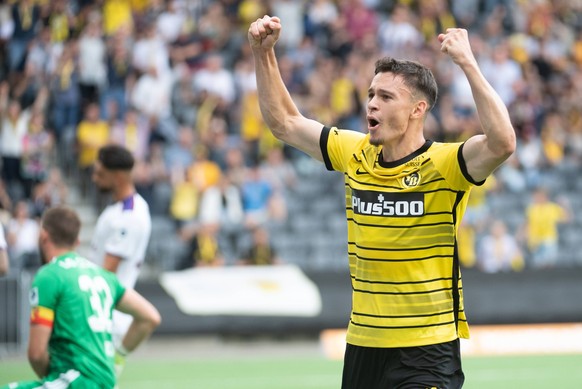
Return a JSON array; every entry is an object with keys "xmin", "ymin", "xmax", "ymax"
[
  {"xmin": 30, "ymin": 266, "xmax": 59, "ymax": 328},
  {"xmin": 320, "ymin": 126, "xmax": 366, "ymax": 173},
  {"xmin": 104, "ymin": 214, "xmax": 145, "ymax": 259},
  {"xmin": 430, "ymin": 142, "xmax": 485, "ymax": 191}
]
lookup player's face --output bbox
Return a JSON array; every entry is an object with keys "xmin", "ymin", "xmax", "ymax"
[
  {"xmin": 92, "ymin": 161, "xmax": 115, "ymax": 192},
  {"xmin": 366, "ymin": 72, "xmax": 418, "ymax": 147},
  {"xmin": 38, "ymin": 228, "xmax": 50, "ymax": 264}
]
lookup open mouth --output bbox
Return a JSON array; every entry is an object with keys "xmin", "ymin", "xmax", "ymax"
[{"xmin": 367, "ymin": 117, "xmax": 380, "ymax": 130}]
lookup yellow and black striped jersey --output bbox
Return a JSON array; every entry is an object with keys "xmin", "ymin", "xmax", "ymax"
[{"xmin": 320, "ymin": 126, "xmax": 484, "ymax": 348}]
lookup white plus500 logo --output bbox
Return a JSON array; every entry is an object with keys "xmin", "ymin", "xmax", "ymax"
[{"xmin": 351, "ymin": 191, "xmax": 424, "ymax": 217}]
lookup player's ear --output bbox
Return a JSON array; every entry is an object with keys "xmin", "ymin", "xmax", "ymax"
[{"xmin": 411, "ymin": 99, "xmax": 428, "ymax": 119}]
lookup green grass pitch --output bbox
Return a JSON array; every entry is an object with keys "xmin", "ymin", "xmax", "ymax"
[{"xmin": 2, "ymin": 353, "xmax": 582, "ymax": 388}]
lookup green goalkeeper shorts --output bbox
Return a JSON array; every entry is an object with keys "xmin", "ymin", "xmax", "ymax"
[{"xmin": 1, "ymin": 369, "xmax": 109, "ymax": 389}]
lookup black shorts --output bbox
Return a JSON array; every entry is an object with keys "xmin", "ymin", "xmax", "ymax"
[{"xmin": 341, "ymin": 339, "xmax": 465, "ymax": 389}]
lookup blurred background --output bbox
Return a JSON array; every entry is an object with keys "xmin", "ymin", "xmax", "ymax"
[{"xmin": 1, "ymin": 0, "xmax": 582, "ymax": 387}]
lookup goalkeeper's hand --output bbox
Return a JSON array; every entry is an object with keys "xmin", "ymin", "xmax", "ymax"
[{"xmin": 114, "ymin": 347, "xmax": 127, "ymax": 378}]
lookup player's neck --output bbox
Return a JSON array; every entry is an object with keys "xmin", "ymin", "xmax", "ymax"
[
  {"xmin": 113, "ymin": 182, "xmax": 136, "ymax": 202},
  {"xmin": 381, "ymin": 136, "xmax": 426, "ymax": 163}
]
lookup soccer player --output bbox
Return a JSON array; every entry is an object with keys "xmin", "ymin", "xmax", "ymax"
[
  {"xmin": 0, "ymin": 206, "xmax": 160, "ymax": 389},
  {"xmin": 90, "ymin": 144, "xmax": 152, "ymax": 348},
  {"xmin": 248, "ymin": 16, "xmax": 516, "ymax": 388}
]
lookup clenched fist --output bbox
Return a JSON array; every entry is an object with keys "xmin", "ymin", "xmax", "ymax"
[{"xmin": 248, "ymin": 15, "xmax": 282, "ymax": 50}]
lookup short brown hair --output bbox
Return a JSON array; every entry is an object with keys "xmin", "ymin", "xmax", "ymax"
[
  {"xmin": 374, "ymin": 57, "xmax": 438, "ymax": 110},
  {"xmin": 41, "ymin": 206, "xmax": 81, "ymax": 247}
]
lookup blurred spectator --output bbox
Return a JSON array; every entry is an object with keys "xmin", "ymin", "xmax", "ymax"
[
  {"xmin": 198, "ymin": 175, "xmax": 245, "ymax": 263},
  {"xmin": 458, "ymin": 176, "xmax": 498, "ymax": 268},
  {"xmin": 241, "ymin": 164, "xmax": 274, "ymax": 228},
  {"xmin": 305, "ymin": 0, "xmax": 339, "ymax": 47},
  {"xmin": 164, "ymin": 125, "xmax": 195, "ymax": 172},
  {"xmin": 224, "ymin": 147, "xmax": 248, "ymax": 188},
  {"xmin": 7, "ymin": 0, "xmax": 41, "ymax": 83},
  {"xmin": 237, "ymin": 226, "xmax": 281, "ymax": 266},
  {"xmin": 480, "ymin": 38, "xmax": 524, "ymax": 106},
  {"xmin": 131, "ymin": 21, "xmax": 170, "ymax": 77},
  {"xmin": 192, "ymin": 53, "xmax": 236, "ymax": 106},
  {"xmin": 21, "ymin": 110, "xmax": 54, "ymax": 198},
  {"xmin": 24, "ymin": 26, "xmax": 54, "ymax": 83},
  {"xmin": 239, "ymin": 90, "xmax": 267, "ymax": 165},
  {"xmin": 271, "ymin": 0, "xmax": 305, "ymax": 50},
  {"xmin": 49, "ymin": 41, "xmax": 81, "ymax": 143},
  {"xmin": 523, "ymin": 187, "xmax": 572, "ymax": 269},
  {"xmin": 477, "ymin": 219, "xmax": 524, "ymax": 273},
  {"xmin": 417, "ymin": 0, "xmax": 456, "ymax": 44},
  {"xmin": 109, "ymin": 108, "xmax": 150, "ymax": 162},
  {"xmin": 260, "ymin": 147, "xmax": 297, "ymax": 194},
  {"xmin": 156, "ymin": 0, "xmax": 187, "ymax": 44},
  {"xmin": 170, "ymin": 65, "xmax": 198, "ymax": 127},
  {"xmin": 377, "ymin": 3, "xmax": 423, "ymax": 57},
  {"xmin": 102, "ymin": 0, "xmax": 134, "ymax": 37},
  {"xmin": 76, "ymin": 102, "xmax": 110, "ymax": 196},
  {"xmin": 340, "ymin": 0, "xmax": 378, "ymax": 45},
  {"xmin": 495, "ymin": 153, "xmax": 527, "ymax": 194},
  {"xmin": 516, "ymin": 127, "xmax": 544, "ymax": 189},
  {"xmin": 6, "ymin": 200, "xmax": 40, "ymax": 271},
  {"xmin": 30, "ymin": 167, "xmax": 68, "ymax": 218},
  {"xmin": 130, "ymin": 63, "xmax": 173, "ymax": 121},
  {"xmin": 205, "ymin": 115, "xmax": 234, "ymax": 171},
  {"xmin": 539, "ymin": 111, "xmax": 566, "ymax": 168},
  {"xmin": 0, "ymin": 83, "xmax": 33, "ymax": 200},
  {"xmin": 186, "ymin": 145, "xmax": 222, "ymax": 193},
  {"xmin": 197, "ymin": 2, "xmax": 235, "ymax": 58},
  {"xmin": 100, "ymin": 36, "xmax": 133, "ymax": 121},
  {"xmin": 169, "ymin": 20, "xmax": 205, "ymax": 72},
  {"xmin": 78, "ymin": 14, "xmax": 107, "ymax": 109},
  {"xmin": 133, "ymin": 140, "xmax": 171, "ymax": 214},
  {"xmin": 47, "ymin": 0, "xmax": 74, "ymax": 48},
  {"xmin": 178, "ymin": 224, "xmax": 225, "ymax": 269},
  {"xmin": 169, "ymin": 165, "xmax": 200, "ymax": 228}
]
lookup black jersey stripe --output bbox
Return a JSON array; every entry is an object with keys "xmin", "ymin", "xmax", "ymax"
[
  {"xmin": 320, "ymin": 126, "xmax": 333, "ymax": 171},
  {"xmin": 349, "ymin": 271, "xmax": 463, "ymax": 285},
  {"xmin": 347, "ymin": 219, "xmax": 454, "ymax": 229},
  {"xmin": 351, "ymin": 276, "xmax": 453, "ymax": 285},
  {"xmin": 352, "ymin": 286, "xmax": 453, "ymax": 296},
  {"xmin": 348, "ymin": 252, "xmax": 453, "ymax": 263},
  {"xmin": 352, "ymin": 309, "xmax": 455, "ymax": 319},
  {"xmin": 351, "ymin": 243, "xmax": 455, "ymax": 252},
  {"xmin": 350, "ymin": 319, "xmax": 456, "ymax": 330}
]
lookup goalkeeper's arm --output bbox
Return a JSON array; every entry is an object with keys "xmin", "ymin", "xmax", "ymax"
[{"xmin": 115, "ymin": 288, "xmax": 162, "ymax": 354}]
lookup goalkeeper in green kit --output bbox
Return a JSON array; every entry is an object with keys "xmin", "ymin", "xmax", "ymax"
[{"xmin": 1, "ymin": 206, "xmax": 161, "ymax": 389}]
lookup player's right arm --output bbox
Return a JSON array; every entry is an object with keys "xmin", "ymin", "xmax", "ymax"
[
  {"xmin": 248, "ymin": 15, "xmax": 324, "ymax": 162},
  {"xmin": 28, "ymin": 322, "xmax": 51, "ymax": 378},
  {"xmin": 115, "ymin": 288, "xmax": 161, "ymax": 353}
]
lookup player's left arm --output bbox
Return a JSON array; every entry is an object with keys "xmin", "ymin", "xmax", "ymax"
[
  {"xmin": 103, "ymin": 253, "xmax": 122, "ymax": 273},
  {"xmin": 439, "ymin": 28, "xmax": 516, "ymax": 183},
  {"xmin": 28, "ymin": 320, "xmax": 52, "ymax": 377}
]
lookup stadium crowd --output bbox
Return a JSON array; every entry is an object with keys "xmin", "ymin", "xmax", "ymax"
[{"xmin": 0, "ymin": 0, "xmax": 581, "ymax": 274}]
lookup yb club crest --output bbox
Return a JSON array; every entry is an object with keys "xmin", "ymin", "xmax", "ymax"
[{"xmin": 403, "ymin": 172, "xmax": 421, "ymax": 188}]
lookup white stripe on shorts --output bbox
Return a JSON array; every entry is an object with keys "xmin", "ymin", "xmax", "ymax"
[{"xmin": 34, "ymin": 370, "xmax": 81, "ymax": 389}]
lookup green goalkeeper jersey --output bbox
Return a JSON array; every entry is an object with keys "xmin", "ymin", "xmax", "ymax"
[{"xmin": 30, "ymin": 252, "xmax": 126, "ymax": 387}]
